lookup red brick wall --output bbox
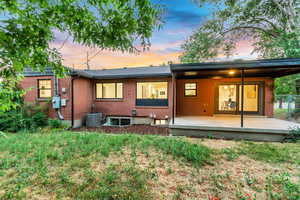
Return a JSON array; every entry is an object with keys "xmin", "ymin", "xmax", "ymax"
[
  {"xmin": 73, "ymin": 78, "xmax": 93, "ymax": 120},
  {"xmin": 20, "ymin": 75, "xmax": 274, "ymax": 124},
  {"xmin": 176, "ymin": 77, "xmax": 274, "ymax": 117},
  {"xmin": 20, "ymin": 76, "xmax": 73, "ymax": 120},
  {"xmin": 92, "ymin": 78, "xmax": 173, "ymax": 120}
]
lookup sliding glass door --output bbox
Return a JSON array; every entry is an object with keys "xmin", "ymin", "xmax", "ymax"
[
  {"xmin": 218, "ymin": 85, "xmax": 237, "ymax": 112},
  {"xmin": 216, "ymin": 83, "xmax": 262, "ymax": 114},
  {"xmin": 239, "ymin": 84, "xmax": 259, "ymax": 112}
]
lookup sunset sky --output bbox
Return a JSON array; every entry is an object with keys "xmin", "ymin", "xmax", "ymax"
[{"xmin": 51, "ymin": 0, "xmax": 257, "ymax": 70}]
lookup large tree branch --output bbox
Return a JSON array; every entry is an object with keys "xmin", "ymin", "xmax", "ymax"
[
  {"xmin": 249, "ymin": 17, "xmax": 280, "ymax": 31},
  {"xmin": 271, "ymin": 0, "xmax": 297, "ymax": 32},
  {"xmin": 223, "ymin": 26, "xmax": 279, "ymax": 38}
]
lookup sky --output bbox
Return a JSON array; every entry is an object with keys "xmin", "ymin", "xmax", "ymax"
[{"xmin": 50, "ymin": 0, "xmax": 256, "ymax": 70}]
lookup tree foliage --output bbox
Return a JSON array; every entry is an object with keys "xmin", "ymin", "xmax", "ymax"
[
  {"xmin": 181, "ymin": 0, "xmax": 300, "ymax": 62},
  {"xmin": 180, "ymin": 0, "xmax": 300, "ymax": 95},
  {"xmin": 0, "ymin": 0, "xmax": 162, "ymax": 112}
]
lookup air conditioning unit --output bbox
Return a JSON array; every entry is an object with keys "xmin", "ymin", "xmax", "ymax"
[{"xmin": 86, "ymin": 113, "xmax": 104, "ymax": 127}]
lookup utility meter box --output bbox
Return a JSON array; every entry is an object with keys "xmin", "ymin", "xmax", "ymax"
[
  {"xmin": 52, "ymin": 96, "xmax": 61, "ymax": 109},
  {"xmin": 61, "ymin": 99, "xmax": 67, "ymax": 107}
]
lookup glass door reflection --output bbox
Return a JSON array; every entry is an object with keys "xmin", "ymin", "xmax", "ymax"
[{"xmin": 218, "ymin": 85, "xmax": 237, "ymax": 112}]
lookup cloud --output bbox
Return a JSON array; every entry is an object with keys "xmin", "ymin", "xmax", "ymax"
[
  {"xmin": 50, "ymin": 38, "xmax": 183, "ymax": 69},
  {"xmin": 49, "ymin": 0, "xmax": 257, "ymax": 69}
]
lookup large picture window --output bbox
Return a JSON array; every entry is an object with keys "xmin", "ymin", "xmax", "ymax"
[
  {"xmin": 136, "ymin": 82, "xmax": 168, "ymax": 106},
  {"xmin": 96, "ymin": 83, "xmax": 123, "ymax": 99},
  {"xmin": 38, "ymin": 79, "xmax": 51, "ymax": 98}
]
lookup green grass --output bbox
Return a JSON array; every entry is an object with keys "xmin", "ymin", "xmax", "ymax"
[
  {"xmin": 274, "ymin": 108, "xmax": 289, "ymax": 119},
  {"xmin": 0, "ymin": 132, "xmax": 211, "ymax": 199},
  {"xmin": 220, "ymin": 141, "xmax": 300, "ymax": 165},
  {"xmin": 265, "ymin": 173, "xmax": 300, "ymax": 200},
  {"xmin": 1, "ymin": 132, "xmax": 300, "ymax": 199}
]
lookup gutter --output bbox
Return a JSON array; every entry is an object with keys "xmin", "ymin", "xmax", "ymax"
[{"xmin": 74, "ymin": 69, "xmax": 172, "ymax": 79}]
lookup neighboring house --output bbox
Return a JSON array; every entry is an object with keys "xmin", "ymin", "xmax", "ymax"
[{"xmin": 20, "ymin": 58, "xmax": 300, "ymax": 129}]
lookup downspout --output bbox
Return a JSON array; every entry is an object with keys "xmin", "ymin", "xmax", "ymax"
[
  {"xmin": 54, "ymin": 76, "xmax": 64, "ymax": 120},
  {"xmin": 71, "ymin": 76, "xmax": 75, "ymax": 128}
]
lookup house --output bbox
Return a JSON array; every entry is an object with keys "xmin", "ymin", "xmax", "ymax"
[
  {"xmin": 22, "ymin": 66, "xmax": 172, "ymax": 127},
  {"xmin": 21, "ymin": 58, "xmax": 300, "ymax": 141}
]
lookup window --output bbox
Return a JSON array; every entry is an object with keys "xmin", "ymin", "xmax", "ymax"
[
  {"xmin": 38, "ymin": 79, "xmax": 51, "ymax": 98},
  {"xmin": 184, "ymin": 83, "xmax": 197, "ymax": 96},
  {"xmin": 109, "ymin": 117, "xmax": 131, "ymax": 126},
  {"xmin": 136, "ymin": 82, "xmax": 168, "ymax": 106},
  {"xmin": 153, "ymin": 119, "xmax": 167, "ymax": 125},
  {"xmin": 96, "ymin": 83, "xmax": 123, "ymax": 99},
  {"xmin": 137, "ymin": 82, "xmax": 168, "ymax": 99}
]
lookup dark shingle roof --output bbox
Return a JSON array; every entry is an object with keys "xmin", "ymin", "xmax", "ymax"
[
  {"xmin": 75, "ymin": 66, "xmax": 171, "ymax": 79},
  {"xmin": 24, "ymin": 66, "xmax": 171, "ymax": 79},
  {"xmin": 23, "ymin": 67, "xmax": 55, "ymax": 77}
]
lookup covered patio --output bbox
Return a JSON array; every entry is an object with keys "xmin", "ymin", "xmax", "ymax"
[{"xmin": 169, "ymin": 58, "xmax": 300, "ymax": 141}]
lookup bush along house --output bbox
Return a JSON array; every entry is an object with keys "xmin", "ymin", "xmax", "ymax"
[{"xmin": 21, "ymin": 58, "xmax": 300, "ymax": 141}]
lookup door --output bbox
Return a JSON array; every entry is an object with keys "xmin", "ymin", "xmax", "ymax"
[
  {"xmin": 239, "ymin": 84, "xmax": 259, "ymax": 113},
  {"xmin": 217, "ymin": 84, "xmax": 237, "ymax": 113},
  {"xmin": 216, "ymin": 83, "xmax": 263, "ymax": 114}
]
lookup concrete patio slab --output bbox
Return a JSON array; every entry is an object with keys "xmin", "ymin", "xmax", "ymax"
[
  {"xmin": 169, "ymin": 115, "xmax": 300, "ymax": 142},
  {"xmin": 171, "ymin": 115, "xmax": 300, "ymax": 130}
]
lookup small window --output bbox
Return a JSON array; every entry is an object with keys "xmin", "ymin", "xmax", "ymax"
[
  {"xmin": 38, "ymin": 79, "xmax": 51, "ymax": 98},
  {"xmin": 96, "ymin": 83, "xmax": 123, "ymax": 99},
  {"xmin": 153, "ymin": 119, "xmax": 167, "ymax": 125},
  {"xmin": 184, "ymin": 83, "xmax": 197, "ymax": 96},
  {"xmin": 109, "ymin": 118, "xmax": 131, "ymax": 126}
]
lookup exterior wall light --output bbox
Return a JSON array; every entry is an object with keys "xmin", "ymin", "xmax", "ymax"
[{"xmin": 229, "ymin": 70, "xmax": 235, "ymax": 75}]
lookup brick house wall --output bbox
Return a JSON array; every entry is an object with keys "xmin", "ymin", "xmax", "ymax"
[
  {"xmin": 20, "ymin": 75, "xmax": 73, "ymax": 121},
  {"xmin": 20, "ymin": 76, "xmax": 173, "ymax": 127},
  {"xmin": 176, "ymin": 77, "xmax": 274, "ymax": 117},
  {"xmin": 92, "ymin": 77, "xmax": 173, "ymax": 120},
  {"xmin": 20, "ymin": 73, "xmax": 275, "ymax": 127}
]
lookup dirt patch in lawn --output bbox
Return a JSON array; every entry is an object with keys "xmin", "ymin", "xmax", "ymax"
[
  {"xmin": 72, "ymin": 125, "xmax": 169, "ymax": 136},
  {"xmin": 86, "ymin": 148, "xmax": 300, "ymax": 200},
  {"xmin": 186, "ymin": 137, "xmax": 240, "ymax": 149},
  {"xmin": 1, "ymin": 133, "xmax": 299, "ymax": 200}
]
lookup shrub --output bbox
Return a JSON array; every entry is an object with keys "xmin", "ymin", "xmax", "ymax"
[
  {"xmin": 285, "ymin": 127, "xmax": 300, "ymax": 142},
  {"xmin": 48, "ymin": 119, "xmax": 64, "ymax": 128},
  {"xmin": 0, "ymin": 103, "xmax": 49, "ymax": 132}
]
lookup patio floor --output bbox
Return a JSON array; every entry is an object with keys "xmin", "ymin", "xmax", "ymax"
[{"xmin": 171, "ymin": 115, "xmax": 300, "ymax": 131}]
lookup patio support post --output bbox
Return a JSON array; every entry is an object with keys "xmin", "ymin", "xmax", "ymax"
[
  {"xmin": 172, "ymin": 73, "xmax": 175, "ymax": 125},
  {"xmin": 241, "ymin": 68, "xmax": 245, "ymax": 128}
]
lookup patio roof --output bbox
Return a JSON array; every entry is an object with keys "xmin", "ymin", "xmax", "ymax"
[{"xmin": 170, "ymin": 58, "xmax": 300, "ymax": 78}]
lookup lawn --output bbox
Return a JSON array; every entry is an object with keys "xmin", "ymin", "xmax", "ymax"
[{"xmin": 0, "ymin": 132, "xmax": 299, "ymax": 200}]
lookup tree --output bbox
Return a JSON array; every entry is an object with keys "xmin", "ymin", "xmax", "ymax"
[
  {"xmin": 180, "ymin": 0, "xmax": 300, "ymax": 95},
  {"xmin": 0, "ymin": 0, "xmax": 162, "ymax": 112},
  {"xmin": 181, "ymin": 0, "xmax": 300, "ymax": 62}
]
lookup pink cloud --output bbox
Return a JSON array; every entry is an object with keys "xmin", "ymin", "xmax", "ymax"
[{"xmin": 50, "ymin": 37, "xmax": 256, "ymax": 69}]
